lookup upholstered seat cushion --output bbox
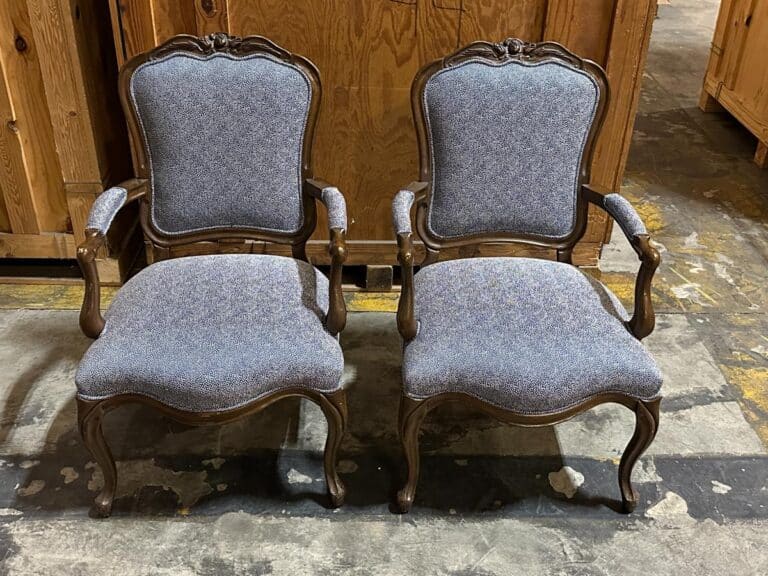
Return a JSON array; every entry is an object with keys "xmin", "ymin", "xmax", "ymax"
[
  {"xmin": 403, "ymin": 258, "xmax": 662, "ymax": 414},
  {"xmin": 76, "ymin": 254, "xmax": 343, "ymax": 412}
]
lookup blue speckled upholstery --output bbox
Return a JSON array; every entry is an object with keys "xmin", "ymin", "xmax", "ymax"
[
  {"xmin": 76, "ymin": 254, "xmax": 344, "ymax": 412},
  {"xmin": 604, "ymin": 194, "xmax": 647, "ymax": 238},
  {"xmin": 320, "ymin": 186, "xmax": 348, "ymax": 231},
  {"xmin": 403, "ymin": 257, "xmax": 662, "ymax": 414},
  {"xmin": 86, "ymin": 187, "xmax": 127, "ymax": 234},
  {"xmin": 422, "ymin": 60, "xmax": 599, "ymax": 240},
  {"xmin": 129, "ymin": 53, "xmax": 311, "ymax": 236},
  {"xmin": 392, "ymin": 190, "xmax": 415, "ymax": 235}
]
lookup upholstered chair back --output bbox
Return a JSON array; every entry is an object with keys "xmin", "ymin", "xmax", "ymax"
[
  {"xmin": 128, "ymin": 50, "xmax": 314, "ymax": 236},
  {"xmin": 421, "ymin": 58, "xmax": 601, "ymax": 240}
]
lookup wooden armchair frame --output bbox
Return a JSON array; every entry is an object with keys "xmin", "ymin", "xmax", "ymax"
[
  {"xmin": 394, "ymin": 39, "xmax": 661, "ymax": 514},
  {"xmin": 76, "ymin": 33, "xmax": 348, "ymax": 516}
]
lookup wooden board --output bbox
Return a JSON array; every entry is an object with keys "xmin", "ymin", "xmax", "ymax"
[
  {"xmin": 701, "ymin": 0, "xmax": 768, "ymax": 166},
  {"xmin": 110, "ymin": 0, "xmax": 657, "ymax": 266},
  {"xmin": 0, "ymin": 1, "xmax": 135, "ymax": 282}
]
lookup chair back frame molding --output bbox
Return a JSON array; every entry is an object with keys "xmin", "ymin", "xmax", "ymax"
[
  {"xmin": 410, "ymin": 38, "xmax": 610, "ymax": 265},
  {"xmin": 118, "ymin": 32, "xmax": 322, "ymax": 260}
]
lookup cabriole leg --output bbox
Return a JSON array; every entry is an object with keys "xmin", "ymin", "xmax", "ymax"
[
  {"xmin": 320, "ymin": 390, "xmax": 348, "ymax": 507},
  {"xmin": 77, "ymin": 398, "xmax": 117, "ymax": 518},
  {"xmin": 618, "ymin": 398, "xmax": 661, "ymax": 513},
  {"xmin": 397, "ymin": 395, "xmax": 431, "ymax": 513}
]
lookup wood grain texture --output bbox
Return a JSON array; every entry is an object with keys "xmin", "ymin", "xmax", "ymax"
[
  {"xmin": 152, "ymin": 0, "xmax": 197, "ymax": 44},
  {"xmin": 590, "ymin": 0, "xmax": 657, "ymax": 243},
  {"xmin": 0, "ymin": 1, "xmax": 67, "ymax": 233},
  {"xmin": 0, "ymin": 231, "xmax": 75, "ymax": 258},
  {"xmin": 27, "ymin": 0, "xmax": 100, "ymax": 183},
  {"xmin": 194, "ymin": 0, "xmax": 229, "ymax": 34}
]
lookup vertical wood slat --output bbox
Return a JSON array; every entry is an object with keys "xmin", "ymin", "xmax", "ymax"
[
  {"xmin": 0, "ymin": 180, "xmax": 10, "ymax": 231},
  {"xmin": 115, "ymin": 0, "xmax": 157, "ymax": 63},
  {"xmin": 592, "ymin": 0, "xmax": 658, "ymax": 242},
  {"xmin": 27, "ymin": 0, "xmax": 101, "ymax": 184},
  {"xmin": 0, "ymin": 1, "xmax": 68, "ymax": 234}
]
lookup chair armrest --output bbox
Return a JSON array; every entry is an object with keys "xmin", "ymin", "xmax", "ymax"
[
  {"xmin": 584, "ymin": 184, "xmax": 661, "ymax": 340},
  {"xmin": 392, "ymin": 182, "xmax": 428, "ymax": 341},
  {"xmin": 305, "ymin": 178, "xmax": 347, "ymax": 335},
  {"xmin": 77, "ymin": 179, "xmax": 147, "ymax": 339}
]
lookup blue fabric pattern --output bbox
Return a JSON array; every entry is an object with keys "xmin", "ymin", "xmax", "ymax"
[
  {"xmin": 130, "ymin": 53, "xmax": 311, "ymax": 236},
  {"xmin": 604, "ymin": 194, "xmax": 648, "ymax": 238},
  {"xmin": 320, "ymin": 186, "xmax": 347, "ymax": 231},
  {"xmin": 86, "ymin": 187, "xmax": 127, "ymax": 234},
  {"xmin": 403, "ymin": 257, "xmax": 662, "ymax": 414},
  {"xmin": 76, "ymin": 254, "xmax": 344, "ymax": 412},
  {"xmin": 392, "ymin": 190, "xmax": 415, "ymax": 235},
  {"xmin": 422, "ymin": 59, "xmax": 599, "ymax": 240}
]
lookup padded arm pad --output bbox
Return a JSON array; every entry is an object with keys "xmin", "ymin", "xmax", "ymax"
[
  {"xmin": 392, "ymin": 190, "xmax": 415, "ymax": 235},
  {"xmin": 604, "ymin": 193, "xmax": 647, "ymax": 239},
  {"xmin": 86, "ymin": 186, "xmax": 128, "ymax": 235},
  {"xmin": 320, "ymin": 186, "xmax": 347, "ymax": 231}
]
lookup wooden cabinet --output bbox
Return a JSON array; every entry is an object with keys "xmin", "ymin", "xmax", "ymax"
[
  {"xmin": 110, "ymin": 0, "xmax": 657, "ymax": 267},
  {"xmin": 701, "ymin": 0, "xmax": 768, "ymax": 167},
  {"xmin": 0, "ymin": 0, "xmax": 133, "ymax": 282}
]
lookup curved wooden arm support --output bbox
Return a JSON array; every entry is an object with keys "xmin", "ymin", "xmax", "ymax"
[
  {"xmin": 326, "ymin": 228, "xmax": 347, "ymax": 334},
  {"xmin": 77, "ymin": 179, "xmax": 148, "ymax": 339},
  {"xmin": 397, "ymin": 232, "xmax": 417, "ymax": 341},
  {"xmin": 77, "ymin": 231, "xmax": 108, "ymax": 338},
  {"xmin": 627, "ymin": 235, "xmax": 660, "ymax": 340},
  {"xmin": 583, "ymin": 184, "xmax": 660, "ymax": 340},
  {"xmin": 394, "ymin": 181, "xmax": 427, "ymax": 341},
  {"xmin": 305, "ymin": 178, "xmax": 347, "ymax": 335}
]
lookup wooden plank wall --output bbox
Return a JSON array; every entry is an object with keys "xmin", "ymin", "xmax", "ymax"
[
  {"xmin": 110, "ymin": 0, "xmax": 657, "ymax": 266},
  {"xmin": 0, "ymin": 0, "xmax": 130, "ymax": 267}
]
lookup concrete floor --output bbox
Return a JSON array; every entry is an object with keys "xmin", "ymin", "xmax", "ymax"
[{"xmin": 2, "ymin": 1, "xmax": 768, "ymax": 574}]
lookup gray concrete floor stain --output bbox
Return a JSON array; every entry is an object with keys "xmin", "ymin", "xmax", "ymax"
[{"xmin": 2, "ymin": 0, "xmax": 768, "ymax": 574}]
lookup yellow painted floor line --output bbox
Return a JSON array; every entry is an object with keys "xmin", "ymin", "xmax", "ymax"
[{"xmin": 0, "ymin": 283, "xmax": 399, "ymax": 313}]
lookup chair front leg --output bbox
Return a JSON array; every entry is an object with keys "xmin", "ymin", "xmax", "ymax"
[
  {"xmin": 77, "ymin": 398, "xmax": 117, "ymax": 517},
  {"xmin": 618, "ymin": 398, "xmax": 661, "ymax": 512},
  {"xmin": 319, "ymin": 389, "xmax": 348, "ymax": 507},
  {"xmin": 397, "ymin": 395, "xmax": 432, "ymax": 513}
]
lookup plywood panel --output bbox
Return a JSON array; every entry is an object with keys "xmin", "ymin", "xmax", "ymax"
[
  {"xmin": 543, "ymin": 0, "xmax": 614, "ymax": 64},
  {"xmin": 152, "ymin": 0, "xmax": 196, "ymax": 43},
  {"xmin": 461, "ymin": 0, "xmax": 547, "ymax": 44},
  {"xmin": 228, "ymin": 0, "xmax": 427, "ymax": 242}
]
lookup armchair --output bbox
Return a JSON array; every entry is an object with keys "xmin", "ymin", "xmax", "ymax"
[
  {"xmin": 75, "ymin": 33, "xmax": 348, "ymax": 517},
  {"xmin": 393, "ymin": 39, "xmax": 662, "ymax": 514}
]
